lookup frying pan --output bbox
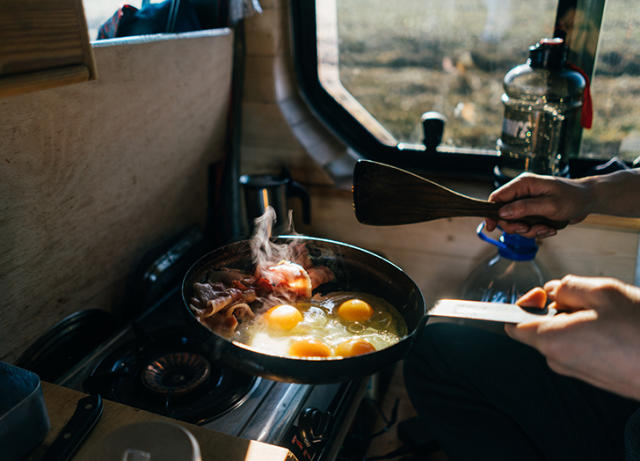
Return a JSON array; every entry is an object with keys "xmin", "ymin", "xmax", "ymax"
[{"xmin": 181, "ymin": 235, "xmax": 425, "ymax": 384}]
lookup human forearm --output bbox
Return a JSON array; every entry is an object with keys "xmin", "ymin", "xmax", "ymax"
[{"xmin": 580, "ymin": 168, "xmax": 640, "ymax": 217}]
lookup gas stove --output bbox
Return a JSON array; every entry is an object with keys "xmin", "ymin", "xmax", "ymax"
[{"xmin": 54, "ymin": 227, "xmax": 368, "ymax": 461}]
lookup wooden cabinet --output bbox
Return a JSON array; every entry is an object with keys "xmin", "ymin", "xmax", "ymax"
[{"xmin": 0, "ymin": 0, "xmax": 96, "ymax": 98}]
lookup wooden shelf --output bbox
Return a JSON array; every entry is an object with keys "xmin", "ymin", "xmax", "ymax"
[{"xmin": 583, "ymin": 214, "xmax": 640, "ymax": 233}]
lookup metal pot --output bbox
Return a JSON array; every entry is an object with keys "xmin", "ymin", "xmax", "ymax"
[
  {"xmin": 181, "ymin": 235, "xmax": 425, "ymax": 384},
  {"xmin": 0, "ymin": 362, "xmax": 50, "ymax": 461},
  {"xmin": 239, "ymin": 171, "xmax": 311, "ymax": 236}
]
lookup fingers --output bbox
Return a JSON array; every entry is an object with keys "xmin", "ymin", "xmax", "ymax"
[
  {"xmin": 494, "ymin": 220, "xmax": 557, "ymax": 238},
  {"xmin": 534, "ymin": 227, "xmax": 557, "ymax": 239},
  {"xmin": 491, "ymin": 190, "xmax": 563, "ymax": 238},
  {"xmin": 543, "ymin": 279, "xmax": 561, "ymax": 294},
  {"xmin": 485, "ymin": 218, "xmax": 498, "ymax": 232},
  {"xmin": 486, "ymin": 214, "xmax": 555, "ymax": 237},
  {"xmin": 497, "ymin": 196, "xmax": 563, "ymax": 222},
  {"xmin": 489, "ymin": 173, "xmax": 550, "ymax": 203},
  {"xmin": 544, "ymin": 275, "xmax": 622, "ymax": 311},
  {"xmin": 516, "ymin": 287, "xmax": 547, "ymax": 309},
  {"xmin": 504, "ymin": 320, "xmax": 543, "ymax": 348},
  {"xmin": 505, "ymin": 310, "xmax": 595, "ymax": 349},
  {"xmin": 493, "ymin": 219, "xmax": 530, "ymax": 235},
  {"xmin": 514, "ymin": 276, "xmax": 603, "ymax": 314},
  {"xmin": 488, "ymin": 174, "xmax": 576, "ymax": 238},
  {"xmin": 489, "ymin": 173, "xmax": 537, "ymax": 203}
]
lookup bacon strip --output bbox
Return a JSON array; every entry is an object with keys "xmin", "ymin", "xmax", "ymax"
[
  {"xmin": 261, "ymin": 261, "xmax": 312, "ymax": 298},
  {"xmin": 307, "ymin": 266, "xmax": 335, "ymax": 290},
  {"xmin": 190, "ymin": 244, "xmax": 337, "ymax": 336},
  {"xmin": 226, "ymin": 303, "xmax": 255, "ymax": 321},
  {"xmin": 198, "ymin": 302, "xmax": 255, "ymax": 337},
  {"xmin": 191, "ymin": 283, "xmax": 242, "ymax": 317}
]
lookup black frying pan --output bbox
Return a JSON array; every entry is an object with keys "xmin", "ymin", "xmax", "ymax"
[{"xmin": 181, "ymin": 235, "xmax": 425, "ymax": 384}]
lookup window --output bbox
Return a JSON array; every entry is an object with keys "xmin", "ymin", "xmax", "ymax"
[
  {"xmin": 292, "ymin": 1, "xmax": 640, "ymax": 178},
  {"xmin": 332, "ymin": 0, "xmax": 558, "ymax": 150},
  {"xmin": 581, "ymin": 2, "xmax": 640, "ymax": 163},
  {"xmin": 83, "ymin": 1, "xmax": 149, "ymax": 40},
  {"xmin": 82, "ymin": 0, "xmax": 206, "ymax": 41}
]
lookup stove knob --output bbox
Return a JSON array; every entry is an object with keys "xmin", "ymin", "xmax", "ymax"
[{"xmin": 298, "ymin": 407, "xmax": 331, "ymax": 446}]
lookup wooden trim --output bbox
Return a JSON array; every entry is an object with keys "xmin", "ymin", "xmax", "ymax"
[
  {"xmin": 91, "ymin": 29, "xmax": 232, "ymax": 48},
  {"xmin": 0, "ymin": 0, "xmax": 96, "ymax": 97},
  {"xmin": 75, "ymin": 0, "xmax": 97, "ymax": 80},
  {"xmin": 0, "ymin": 64, "xmax": 90, "ymax": 98},
  {"xmin": 583, "ymin": 214, "xmax": 640, "ymax": 233}
]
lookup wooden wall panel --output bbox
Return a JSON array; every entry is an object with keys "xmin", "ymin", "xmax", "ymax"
[
  {"xmin": 240, "ymin": 0, "xmax": 343, "ymax": 185},
  {"xmin": 0, "ymin": 30, "xmax": 233, "ymax": 362}
]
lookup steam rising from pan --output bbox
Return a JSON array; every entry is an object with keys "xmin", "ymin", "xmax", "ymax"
[{"xmin": 250, "ymin": 207, "xmax": 298, "ymax": 272}]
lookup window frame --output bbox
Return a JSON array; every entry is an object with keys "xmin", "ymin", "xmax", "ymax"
[{"xmin": 290, "ymin": 0, "xmax": 613, "ymax": 180}]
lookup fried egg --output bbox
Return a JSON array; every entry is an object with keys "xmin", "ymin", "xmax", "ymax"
[
  {"xmin": 265, "ymin": 304, "xmax": 303, "ymax": 331},
  {"xmin": 290, "ymin": 339, "xmax": 332, "ymax": 357},
  {"xmin": 335, "ymin": 339, "xmax": 376, "ymax": 357},
  {"xmin": 237, "ymin": 292, "xmax": 406, "ymax": 359},
  {"xmin": 337, "ymin": 299, "xmax": 374, "ymax": 322}
]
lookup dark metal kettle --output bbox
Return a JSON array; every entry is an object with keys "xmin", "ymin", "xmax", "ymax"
[{"xmin": 239, "ymin": 170, "xmax": 311, "ymax": 235}]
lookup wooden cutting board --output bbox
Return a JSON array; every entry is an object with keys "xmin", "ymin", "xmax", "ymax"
[{"xmin": 26, "ymin": 382, "xmax": 297, "ymax": 461}]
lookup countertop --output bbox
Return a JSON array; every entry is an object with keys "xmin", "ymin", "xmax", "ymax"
[{"xmin": 26, "ymin": 382, "xmax": 297, "ymax": 461}]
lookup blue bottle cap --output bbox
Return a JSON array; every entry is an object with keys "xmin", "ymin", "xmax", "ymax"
[{"xmin": 476, "ymin": 222, "xmax": 538, "ymax": 261}]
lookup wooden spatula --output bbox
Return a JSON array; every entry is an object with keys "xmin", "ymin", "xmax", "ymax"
[{"xmin": 352, "ymin": 159, "xmax": 568, "ymax": 229}]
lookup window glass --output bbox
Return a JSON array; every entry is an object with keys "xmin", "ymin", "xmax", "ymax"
[
  {"xmin": 318, "ymin": 0, "xmax": 558, "ymax": 150},
  {"xmin": 582, "ymin": 1, "xmax": 640, "ymax": 162},
  {"xmin": 83, "ymin": 1, "xmax": 164, "ymax": 40},
  {"xmin": 84, "ymin": 1, "xmax": 143, "ymax": 40}
]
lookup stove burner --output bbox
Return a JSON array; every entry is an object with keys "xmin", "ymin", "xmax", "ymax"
[
  {"xmin": 84, "ymin": 328, "xmax": 258, "ymax": 424},
  {"xmin": 141, "ymin": 352, "xmax": 211, "ymax": 396}
]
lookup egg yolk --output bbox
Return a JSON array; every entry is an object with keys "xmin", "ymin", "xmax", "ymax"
[
  {"xmin": 337, "ymin": 299, "xmax": 374, "ymax": 322},
  {"xmin": 289, "ymin": 339, "xmax": 332, "ymax": 357},
  {"xmin": 265, "ymin": 304, "xmax": 303, "ymax": 331},
  {"xmin": 335, "ymin": 339, "xmax": 376, "ymax": 357}
]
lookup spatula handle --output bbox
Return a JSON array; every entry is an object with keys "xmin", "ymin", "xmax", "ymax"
[{"xmin": 482, "ymin": 202, "xmax": 568, "ymax": 230}]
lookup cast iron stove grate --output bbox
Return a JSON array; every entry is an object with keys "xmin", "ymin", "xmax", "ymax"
[{"xmin": 83, "ymin": 327, "xmax": 258, "ymax": 424}]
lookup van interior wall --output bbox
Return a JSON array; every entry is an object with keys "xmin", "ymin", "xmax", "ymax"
[
  {"xmin": 240, "ymin": 0, "xmax": 347, "ymax": 185},
  {"xmin": 241, "ymin": 1, "xmax": 639, "ymax": 301},
  {"xmin": 0, "ymin": 30, "xmax": 233, "ymax": 362}
]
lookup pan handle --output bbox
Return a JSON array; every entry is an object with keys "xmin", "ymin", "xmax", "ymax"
[{"xmin": 43, "ymin": 395, "xmax": 103, "ymax": 461}]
